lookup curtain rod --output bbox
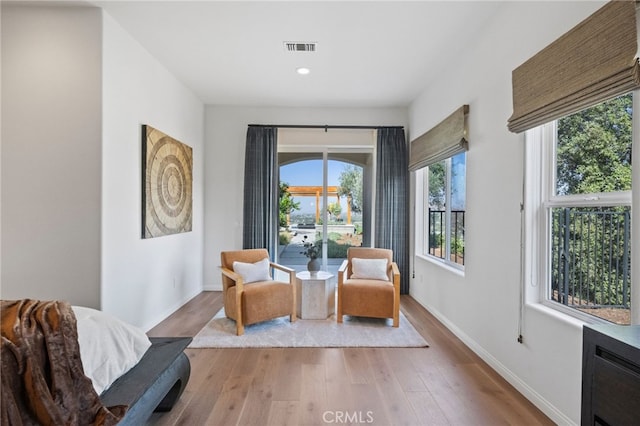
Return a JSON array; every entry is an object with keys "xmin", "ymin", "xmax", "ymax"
[{"xmin": 249, "ymin": 124, "xmax": 404, "ymax": 131}]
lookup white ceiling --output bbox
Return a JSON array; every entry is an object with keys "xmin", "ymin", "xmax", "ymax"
[{"xmin": 94, "ymin": 1, "xmax": 506, "ymax": 108}]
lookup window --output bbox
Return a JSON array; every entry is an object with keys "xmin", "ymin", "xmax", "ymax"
[
  {"xmin": 528, "ymin": 93, "xmax": 633, "ymax": 324},
  {"xmin": 411, "ymin": 105, "xmax": 468, "ymax": 271},
  {"xmin": 277, "ymin": 127, "xmax": 376, "ymax": 276},
  {"xmin": 423, "ymin": 151, "xmax": 466, "ymax": 268}
]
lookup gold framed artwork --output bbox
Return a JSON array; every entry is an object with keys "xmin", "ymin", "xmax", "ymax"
[{"xmin": 142, "ymin": 125, "xmax": 193, "ymax": 238}]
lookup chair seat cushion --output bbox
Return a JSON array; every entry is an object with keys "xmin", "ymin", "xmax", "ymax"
[
  {"xmin": 341, "ymin": 279, "xmax": 394, "ymax": 319},
  {"xmin": 225, "ymin": 281, "xmax": 293, "ymax": 325}
]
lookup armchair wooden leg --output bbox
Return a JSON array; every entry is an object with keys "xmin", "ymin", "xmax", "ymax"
[
  {"xmin": 235, "ymin": 291, "xmax": 244, "ymax": 335},
  {"xmin": 291, "ymin": 292, "xmax": 296, "ymax": 323},
  {"xmin": 337, "ymin": 314, "xmax": 343, "ymax": 323},
  {"xmin": 392, "ymin": 313, "xmax": 399, "ymax": 328},
  {"xmin": 234, "ymin": 310, "xmax": 245, "ymax": 334}
]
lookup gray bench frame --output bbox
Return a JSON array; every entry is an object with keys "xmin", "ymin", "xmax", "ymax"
[{"xmin": 100, "ymin": 337, "xmax": 192, "ymax": 425}]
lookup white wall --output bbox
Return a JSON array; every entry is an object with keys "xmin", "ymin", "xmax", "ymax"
[
  {"xmin": 408, "ymin": 2, "xmax": 604, "ymax": 424},
  {"xmin": 1, "ymin": 5, "xmax": 103, "ymax": 307},
  {"xmin": 204, "ymin": 106, "xmax": 407, "ymax": 290},
  {"xmin": 1, "ymin": 5, "xmax": 204, "ymax": 330},
  {"xmin": 101, "ymin": 13, "xmax": 204, "ymax": 329}
]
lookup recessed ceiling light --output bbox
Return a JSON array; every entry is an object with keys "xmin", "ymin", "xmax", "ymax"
[{"xmin": 296, "ymin": 67, "xmax": 311, "ymax": 75}]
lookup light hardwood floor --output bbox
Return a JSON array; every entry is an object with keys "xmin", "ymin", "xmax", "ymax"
[{"xmin": 147, "ymin": 292, "xmax": 553, "ymax": 426}]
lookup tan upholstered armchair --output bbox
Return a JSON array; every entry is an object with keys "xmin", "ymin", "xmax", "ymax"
[
  {"xmin": 337, "ymin": 247, "xmax": 400, "ymax": 327},
  {"xmin": 220, "ymin": 249, "xmax": 296, "ymax": 335}
]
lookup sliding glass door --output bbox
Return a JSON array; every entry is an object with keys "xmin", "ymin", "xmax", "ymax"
[{"xmin": 278, "ymin": 149, "xmax": 372, "ymax": 276}]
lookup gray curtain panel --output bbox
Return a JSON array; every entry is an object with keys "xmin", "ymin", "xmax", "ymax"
[
  {"xmin": 242, "ymin": 126, "xmax": 278, "ymax": 258},
  {"xmin": 376, "ymin": 127, "xmax": 410, "ymax": 294}
]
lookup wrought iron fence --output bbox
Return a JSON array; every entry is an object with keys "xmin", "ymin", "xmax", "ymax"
[
  {"xmin": 551, "ymin": 207, "xmax": 631, "ymax": 310},
  {"xmin": 427, "ymin": 209, "xmax": 465, "ymax": 265}
]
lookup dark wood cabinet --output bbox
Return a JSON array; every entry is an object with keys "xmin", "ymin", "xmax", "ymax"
[{"xmin": 581, "ymin": 324, "xmax": 640, "ymax": 426}]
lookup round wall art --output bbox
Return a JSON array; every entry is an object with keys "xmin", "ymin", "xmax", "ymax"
[{"xmin": 142, "ymin": 125, "xmax": 193, "ymax": 238}]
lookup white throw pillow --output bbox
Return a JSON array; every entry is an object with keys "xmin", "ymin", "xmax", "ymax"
[
  {"xmin": 350, "ymin": 258, "xmax": 389, "ymax": 281},
  {"xmin": 72, "ymin": 306, "xmax": 152, "ymax": 395},
  {"xmin": 233, "ymin": 257, "xmax": 272, "ymax": 283}
]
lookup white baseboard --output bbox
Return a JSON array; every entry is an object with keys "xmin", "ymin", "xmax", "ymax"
[{"xmin": 422, "ymin": 302, "xmax": 576, "ymax": 426}]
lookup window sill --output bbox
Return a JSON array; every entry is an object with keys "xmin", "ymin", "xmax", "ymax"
[
  {"xmin": 526, "ymin": 301, "xmax": 613, "ymax": 330},
  {"xmin": 415, "ymin": 253, "xmax": 465, "ymax": 277}
]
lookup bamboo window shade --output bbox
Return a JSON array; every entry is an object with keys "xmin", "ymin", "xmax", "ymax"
[
  {"xmin": 409, "ymin": 104, "xmax": 469, "ymax": 171},
  {"xmin": 508, "ymin": 0, "xmax": 640, "ymax": 134}
]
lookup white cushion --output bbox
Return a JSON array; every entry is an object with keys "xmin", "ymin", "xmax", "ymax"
[
  {"xmin": 233, "ymin": 257, "xmax": 272, "ymax": 283},
  {"xmin": 350, "ymin": 258, "xmax": 389, "ymax": 281},
  {"xmin": 72, "ymin": 306, "xmax": 151, "ymax": 395}
]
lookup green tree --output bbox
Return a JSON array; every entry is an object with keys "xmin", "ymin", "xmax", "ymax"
[
  {"xmin": 279, "ymin": 182, "xmax": 300, "ymax": 227},
  {"xmin": 338, "ymin": 165, "xmax": 363, "ymax": 213},
  {"xmin": 428, "ymin": 161, "xmax": 446, "ymax": 209},
  {"xmin": 556, "ymin": 93, "xmax": 632, "ymax": 195},
  {"xmin": 327, "ymin": 202, "xmax": 342, "ymax": 220}
]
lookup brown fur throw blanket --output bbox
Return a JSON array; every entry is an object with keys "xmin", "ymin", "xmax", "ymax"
[{"xmin": 1, "ymin": 299, "xmax": 126, "ymax": 425}]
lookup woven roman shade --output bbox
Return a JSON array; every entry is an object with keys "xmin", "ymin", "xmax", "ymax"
[
  {"xmin": 508, "ymin": 0, "xmax": 640, "ymax": 134},
  {"xmin": 409, "ymin": 105, "xmax": 469, "ymax": 171}
]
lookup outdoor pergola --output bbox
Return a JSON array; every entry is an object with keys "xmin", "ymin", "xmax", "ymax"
[{"xmin": 287, "ymin": 186, "xmax": 352, "ymax": 225}]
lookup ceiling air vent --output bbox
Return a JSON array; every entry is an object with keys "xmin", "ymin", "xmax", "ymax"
[{"xmin": 284, "ymin": 42, "xmax": 317, "ymax": 52}]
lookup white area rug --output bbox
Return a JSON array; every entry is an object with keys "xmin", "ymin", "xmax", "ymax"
[{"xmin": 189, "ymin": 309, "xmax": 428, "ymax": 348}]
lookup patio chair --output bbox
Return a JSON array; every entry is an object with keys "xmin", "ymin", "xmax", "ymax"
[
  {"xmin": 337, "ymin": 247, "xmax": 400, "ymax": 327},
  {"xmin": 220, "ymin": 249, "xmax": 296, "ymax": 335}
]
